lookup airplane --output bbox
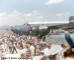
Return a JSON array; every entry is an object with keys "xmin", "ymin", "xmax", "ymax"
[
  {"xmin": 11, "ymin": 21, "xmax": 69, "ymax": 37},
  {"xmin": 11, "ymin": 16, "xmax": 74, "ymax": 37}
]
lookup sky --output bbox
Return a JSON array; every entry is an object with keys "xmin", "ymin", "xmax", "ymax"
[{"xmin": 0, "ymin": 0, "xmax": 74, "ymax": 26}]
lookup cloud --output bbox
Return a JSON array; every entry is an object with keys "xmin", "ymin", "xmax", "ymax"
[
  {"xmin": 0, "ymin": 10, "xmax": 69, "ymax": 26},
  {"xmin": 56, "ymin": 12, "xmax": 70, "ymax": 22},
  {"xmin": 0, "ymin": 10, "xmax": 45, "ymax": 26},
  {"xmin": 45, "ymin": 0, "xmax": 64, "ymax": 5},
  {"xmin": 56, "ymin": 12, "xmax": 71, "ymax": 17},
  {"xmin": 56, "ymin": 13, "xmax": 64, "ymax": 16}
]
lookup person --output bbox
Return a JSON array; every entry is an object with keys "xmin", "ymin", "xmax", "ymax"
[
  {"xmin": 30, "ymin": 44, "xmax": 35, "ymax": 56},
  {"xmin": 12, "ymin": 42, "xmax": 18, "ymax": 54},
  {"xmin": 19, "ymin": 40, "xmax": 23, "ymax": 49},
  {"xmin": 56, "ymin": 44, "xmax": 67, "ymax": 60},
  {"xmin": 39, "ymin": 43, "xmax": 51, "ymax": 56},
  {"xmin": 20, "ymin": 44, "xmax": 31, "ymax": 60},
  {"xmin": 3, "ymin": 42, "xmax": 9, "ymax": 53},
  {"xmin": 8, "ymin": 41, "xmax": 13, "ymax": 53},
  {"xmin": 40, "ymin": 56, "xmax": 49, "ymax": 60},
  {"xmin": 0, "ymin": 50, "xmax": 5, "ymax": 60},
  {"xmin": 33, "ymin": 52, "xmax": 44, "ymax": 60}
]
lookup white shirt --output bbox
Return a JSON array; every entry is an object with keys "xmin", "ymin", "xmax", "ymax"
[
  {"xmin": 41, "ymin": 48, "xmax": 51, "ymax": 56},
  {"xmin": 40, "ymin": 44, "xmax": 62, "ymax": 56},
  {"xmin": 30, "ymin": 45, "xmax": 35, "ymax": 55},
  {"xmin": 50, "ymin": 44, "xmax": 62, "ymax": 55},
  {"xmin": 21, "ymin": 48, "xmax": 28, "ymax": 54}
]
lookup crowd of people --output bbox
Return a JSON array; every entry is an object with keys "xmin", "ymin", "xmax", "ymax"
[{"xmin": 0, "ymin": 30, "xmax": 70, "ymax": 60}]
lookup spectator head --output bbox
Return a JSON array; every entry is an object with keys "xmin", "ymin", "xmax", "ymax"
[{"xmin": 61, "ymin": 44, "xmax": 67, "ymax": 49}]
